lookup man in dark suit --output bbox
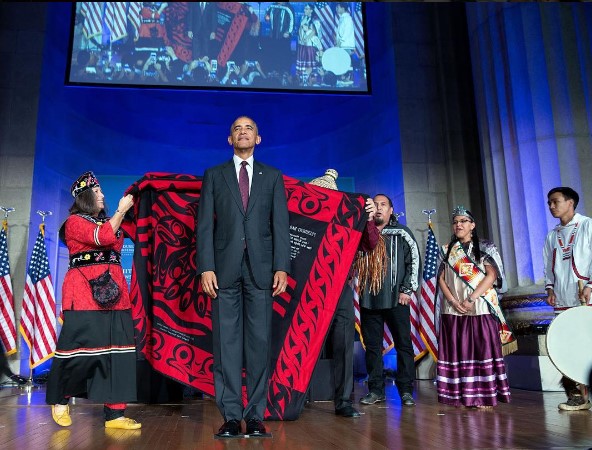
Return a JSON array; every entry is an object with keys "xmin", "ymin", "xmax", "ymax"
[
  {"xmin": 197, "ymin": 116, "xmax": 291, "ymax": 438},
  {"xmin": 264, "ymin": 2, "xmax": 294, "ymax": 73},
  {"xmin": 187, "ymin": 2, "xmax": 218, "ymax": 60}
]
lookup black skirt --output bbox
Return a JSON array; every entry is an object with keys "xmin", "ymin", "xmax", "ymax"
[{"xmin": 45, "ymin": 310, "xmax": 138, "ymax": 405}]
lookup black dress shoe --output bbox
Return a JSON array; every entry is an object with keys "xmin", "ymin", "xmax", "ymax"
[
  {"xmin": 245, "ymin": 418, "xmax": 267, "ymax": 436},
  {"xmin": 9, "ymin": 374, "xmax": 28, "ymax": 386},
  {"xmin": 335, "ymin": 406, "xmax": 361, "ymax": 417},
  {"xmin": 215, "ymin": 420, "xmax": 242, "ymax": 438}
]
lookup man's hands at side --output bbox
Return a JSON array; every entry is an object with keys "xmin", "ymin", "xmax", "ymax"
[{"xmin": 200, "ymin": 270, "xmax": 288, "ymax": 298}]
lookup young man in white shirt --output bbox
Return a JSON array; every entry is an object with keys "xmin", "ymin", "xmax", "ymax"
[{"xmin": 544, "ymin": 186, "xmax": 592, "ymax": 411}]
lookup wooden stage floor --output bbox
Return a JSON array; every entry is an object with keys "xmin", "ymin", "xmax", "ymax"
[{"xmin": 0, "ymin": 380, "xmax": 590, "ymax": 450}]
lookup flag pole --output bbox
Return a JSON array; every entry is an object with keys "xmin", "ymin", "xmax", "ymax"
[
  {"xmin": 422, "ymin": 209, "xmax": 436, "ymax": 225},
  {"xmin": 0, "ymin": 206, "xmax": 16, "ymax": 219},
  {"xmin": 37, "ymin": 210, "xmax": 52, "ymax": 223},
  {"xmin": 1, "ymin": 207, "xmax": 16, "ymax": 232},
  {"xmin": 1, "ymin": 206, "xmax": 16, "ymax": 240}
]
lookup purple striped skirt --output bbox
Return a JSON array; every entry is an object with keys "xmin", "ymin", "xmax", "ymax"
[{"xmin": 437, "ymin": 313, "xmax": 511, "ymax": 407}]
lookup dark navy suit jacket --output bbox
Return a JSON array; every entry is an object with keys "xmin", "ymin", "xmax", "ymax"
[{"xmin": 196, "ymin": 159, "xmax": 291, "ymax": 289}]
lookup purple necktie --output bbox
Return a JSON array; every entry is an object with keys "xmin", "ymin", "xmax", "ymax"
[{"xmin": 239, "ymin": 161, "xmax": 249, "ymax": 211}]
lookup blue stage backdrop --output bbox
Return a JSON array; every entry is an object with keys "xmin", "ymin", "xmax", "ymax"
[{"xmin": 24, "ymin": 2, "xmax": 405, "ymax": 374}]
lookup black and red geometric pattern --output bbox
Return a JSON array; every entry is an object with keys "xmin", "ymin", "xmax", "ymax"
[{"xmin": 122, "ymin": 172, "xmax": 367, "ymax": 420}]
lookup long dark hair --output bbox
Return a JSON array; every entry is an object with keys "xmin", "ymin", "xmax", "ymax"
[
  {"xmin": 68, "ymin": 189, "xmax": 107, "ymax": 218},
  {"xmin": 444, "ymin": 212, "xmax": 481, "ymax": 262},
  {"xmin": 60, "ymin": 189, "xmax": 107, "ymax": 244}
]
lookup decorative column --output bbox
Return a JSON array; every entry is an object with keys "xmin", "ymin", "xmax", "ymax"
[{"xmin": 466, "ymin": 3, "xmax": 592, "ymax": 292}]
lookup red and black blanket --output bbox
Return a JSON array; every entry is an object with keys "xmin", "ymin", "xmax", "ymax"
[{"xmin": 122, "ymin": 172, "xmax": 367, "ymax": 420}]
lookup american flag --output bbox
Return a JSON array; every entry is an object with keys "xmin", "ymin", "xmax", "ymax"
[
  {"xmin": 0, "ymin": 220, "xmax": 17, "ymax": 355},
  {"xmin": 128, "ymin": 2, "xmax": 142, "ymax": 41},
  {"xmin": 314, "ymin": 2, "xmax": 365, "ymax": 56},
  {"xmin": 314, "ymin": 2, "xmax": 336, "ymax": 51},
  {"xmin": 353, "ymin": 2, "xmax": 365, "ymax": 57},
  {"xmin": 80, "ymin": 2, "xmax": 103, "ymax": 40},
  {"xmin": 410, "ymin": 287, "xmax": 427, "ymax": 361},
  {"xmin": 352, "ymin": 273, "xmax": 394, "ymax": 355},
  {"xmin": 19, "ymin": 224, "xmax": 57, "ymax": 368},
  {"xmin": 417, "ymin": 223, "xmax": 441, "ymax": 360},
  {"xmin": 105, "ymin": 2, "xmax": 128, "ymax": 43}
]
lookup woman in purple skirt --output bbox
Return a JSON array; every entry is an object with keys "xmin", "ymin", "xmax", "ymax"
[{"xmin": 436, "ymin": 206, "xmax": 512, "ymax": 408}]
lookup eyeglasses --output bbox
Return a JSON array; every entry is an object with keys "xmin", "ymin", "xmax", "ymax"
[{"xmin": 452, "ymin": 219, "xmax": 472, "ymax": 225}]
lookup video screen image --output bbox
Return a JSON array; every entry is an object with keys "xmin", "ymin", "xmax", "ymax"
[{"xmin": 68, "ymin": 2, "xmax": 369, "ymax": 92}]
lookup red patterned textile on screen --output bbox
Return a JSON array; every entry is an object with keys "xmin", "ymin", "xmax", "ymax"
[
  {"xmin": 163, "ymin": 2, "xmax": 192, "ymax": 63},
  {"xmin": 215, "ymin": 3, "xmax": 250, "ymax": 67}
]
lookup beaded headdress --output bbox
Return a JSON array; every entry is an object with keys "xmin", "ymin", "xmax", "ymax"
[
  {"xmin": 71, "ymin": 171, "xmax": 100, "ymax": 198},
  {"xmin": 451, "ymin": 205, "xmax": 474, "ymax": 222}
]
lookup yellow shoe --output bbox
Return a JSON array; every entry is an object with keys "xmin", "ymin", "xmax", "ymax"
[
  {"xmin": 105, "ymin": 417, "xmax": 142, "ymax": 430},
  {"xmin": 52, "ymin": 405, "xmax": 72, "ymax": 427},
  {"xmin": 104, "ymin": 427, "xmax": 141, "ymax": 441}
]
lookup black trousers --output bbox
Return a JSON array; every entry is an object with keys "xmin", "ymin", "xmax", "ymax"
[
  {"xmin": 211, "ymin": 252, "xmax": 273, "ymax": 422},
  {"xmin": 360, "ymin": 305, "xmax": 415, "ymax": 396},
  {"xmin": 0, "ymin": 344, "xmax": 13, "ymax": 378},
  {"xmin": 328, "ymin": 285, "xmax": 355, "ymax": 410}
]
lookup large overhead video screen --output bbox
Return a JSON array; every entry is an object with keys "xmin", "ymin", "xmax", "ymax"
[{"xmin": 67, "ymin": 2, "xmax": 369, "ymax": 93}]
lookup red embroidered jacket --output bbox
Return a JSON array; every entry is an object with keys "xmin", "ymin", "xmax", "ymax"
[{"xmin": 61, "ymin": 215, "xmax": 131, "ymax": 311}]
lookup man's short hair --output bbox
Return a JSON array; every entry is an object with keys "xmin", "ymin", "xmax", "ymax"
[{"xmin": 548, "ymin": 186, "xmax": 580, "ymax": 209}]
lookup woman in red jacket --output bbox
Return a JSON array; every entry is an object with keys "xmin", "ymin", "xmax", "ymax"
[{"xmin": 46, "ymin": 171, "xmax": 140, "ymax": 430}]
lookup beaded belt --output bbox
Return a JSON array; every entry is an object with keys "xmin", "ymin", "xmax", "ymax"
[{"xmin": 69, "ymin": 250, "xmax": 121, "ymax": 268}]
